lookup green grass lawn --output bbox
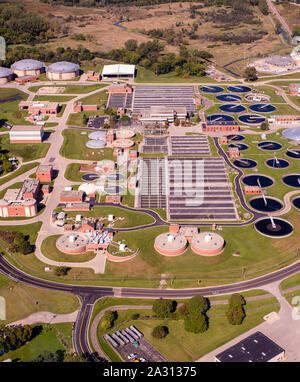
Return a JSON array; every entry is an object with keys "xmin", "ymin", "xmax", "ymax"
[
  {"xmin": 33, "ymin": 95, "xmax": 76, "ymax": 102},
  {"xmin": 67, "ymin": 110, "xmax": 106, "ymax": 126},
  {"xmin": 78, "ymin": 89, "xmax": 108, "ymax": 105},
  {"xmin": 28, "ymin": 84, "xmax": 106, "ymax": 94},
  {"xmin": 0, "ymin": 134, "xmax": 50, "ymax": 162},
  {"xmin": 0, "ymin": 323, "xmax": 73, "ymax": 362},
  {"xmin": 0, "ymin": 88, "xmax": 30, "ymax": 126},
  {"xmin": 64, "ymin": 163, "xmax": 83, "ymax": 182},
  {"xmin": 41, "ymin": 235, "xmax": 96, "ymax": 263},
  {"xmin": 58, "ymin": 206, "xmax": 155, "ymax": 229},
  {"xmin": 280, "ymin": 273, "xmax": 300, "ymax": 291},
  {"xmin": 60, "ymin": 128, "xmax": 115, "ymax": 161},
  {"xmin": 0, "ymin": 162, "xmax": 39, "ymax": 186},
  {"xmin": 95, "ymin": 296, "xmax": 278, "ymax": 362}
]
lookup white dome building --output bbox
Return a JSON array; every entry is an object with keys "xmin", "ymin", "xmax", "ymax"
[
  {"xmin": 11, "ymin": 59, "xmax": 45, "ymax": 77},
  {"xmin": 46, "ymin": 61, "xmax": 80, "ymax": 80},
  {"xmin": 0, "ymin": 67, "xmax": 13, "ymax": 84}
]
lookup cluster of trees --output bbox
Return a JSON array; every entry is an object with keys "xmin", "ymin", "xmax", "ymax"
[
  {"xmin": 54, "ymin": 266, "xmax": 71, "ymax": 276},
  {"xmin": 0, "ymin": 231, "xmax": 32, "ymax": 255},
  {"xmin": 226, "ymin": 293, "xmax": 246, "ymax": 325},
  {"xmin": 180, "ymin": 296, "xmax": 209, "ymax": 334},
  {"xmin": 2, "ymin": 45, "xmax": 95, "ymax": 69},
  {"xmin": 0, "ymin": 3, "xmax": 61, "ymax": 45},
  {"xmin": 0, "ymin": 151, "xmax": 13, "ymax": 175},
  {"xmin": 101, "ymin": 310, "xmax": 118, "ymax": 330},
  {"xmin": 101, "ymin": 39, "xmax": 207, "ymax": 77},
  {"xmin": 244, "ymin": 66, "xmax": 258, "ymax": 81},
  {"xmin": 32, "ymin": 350, "xmax": 97, "ymax": 362},
  {"xmin": 0, "ymin": 324, "xmax": 33, "ymax": 353},
  {"xmin": 206, "ymin": 30, "xmax": 268, "ymax": 45}
]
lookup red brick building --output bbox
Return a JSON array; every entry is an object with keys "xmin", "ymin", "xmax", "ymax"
[
  {"xmin": 108, "ymin": 83, "xmax": 133, "ymax": 94},
  {"xmin": 229, "ymin": 147, "xmax": 240, "ymax": 158},
  {"xmin": 73, "ymin": 102, "xmax": 98, "ymax": 113},
  {"xmin": 21, "ymin": 179, "xmax": 40, "ymax": 200},
  {"xmin": 244, "ymin": 186, "xmax": 261, "ymax": 195},
  {"xmin": 15, "ymin": 75, "xmax": 37, "ymax": 84},
  {"xmin": 86, "ymin": 71, "xmax": 101, "ymax": 81},
  {"xmin": 19, "ymin": 101, "xmax": 59, "ymax": 115},
  {"xmin": 202, "ymin": 121, "xmax": 239, "ymax": 133},
  {"xmin": 36, "ymin": 165, "xmax": 53, "ymax": 182},
  {"xmin": 219, "ymin": 137, "xmax": 228, "ymax": 145},
  {"xmin": 60, "ymin": 190, "xmax": 84, "ymax": 203},
  {"xmin": 288, "ymin": 83, "xmax": 300, "ymax": 96}
]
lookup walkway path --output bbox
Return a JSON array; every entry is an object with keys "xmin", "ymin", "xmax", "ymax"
[{"xmin": 8, "ymin": 310, "xmax": 79, "ymax": 326}]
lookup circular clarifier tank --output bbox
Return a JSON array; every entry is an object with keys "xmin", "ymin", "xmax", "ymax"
[
  {"xmin": 242, "ymin": 174, "xmax": 274, "ymax": 188},
  {"xmin": 282, "ymin": 174, "xmax": 300, "ymax": 188},
  {"xmin": 227, "ymin": 134, "xmax": 245, "ymax": 142},
  {"xmin": 104, "ymin": 186, "xmax": 125, "ymax": 194},
  {"xmin": 81, "ymin": 173, "xmax": 100, "ymax": 181},
  {"xmin": 249, "ymin": 196, "xmax": 283, "ymax": 212},
  {"xmin": 228, "ymin": 143, "xmax": 248, "ymax": 151},
  {"xmin": 106, "ymin": 172, "xmax": 125, "ymax": 182},
  {"xmin": 191, "ymin": 232, "xmax": 224, "ymax": 256},
  {"xmin": 206, "ymin": 114, "xmax": 234, "ymax": 122},
  {"xmin": 255, "ymin": 218, "xmax": 294, "ymax": 238},
  {"xmin": 216, "ymin": 94, "xmax": 242, "ymax": 102},
  {"xmin": 200, "ymin": 85, "xmax": 224, "ymax": 93},
  {"xmin": 86, "ymin": 140, "xmax": 106, "ymax": 148},
  {"xmin": 286, "ymin": 149, "xmax": 300, "ymax": 159},
  {"xmin": 239, "ymin": 114, "xmax": 266, "ymax": 124},
  {"xmin": 220, "ymin": 104, "xmax": 246, "ymax": 113},
  {"xmin": 249, "ymin": 104, "xmax": 276, "ymax": 113},
  {"xmin": 265, "ymin": 158, "xmax": 290, "ymax": 169},
  {"xmin": 292, "ymin": 197, "xmax": 300, "ymax": 210},
  {"xmin": 233, "ymin": 158, "xmax": 257, "ymax": 168},
  {"xmin": 258, "ymin": 141, "xmax": 282, "ymax": 151},
  {"xmin": 154, "ymin": 233, "xmax": 188, "ymax": 256},
  {"xmin": 227, "ymin": 85, "xmax": 252, "ymax": 93}
]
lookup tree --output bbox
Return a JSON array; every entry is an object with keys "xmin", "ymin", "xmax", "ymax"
[
  {"xmin": 101, "ymin": 310, "xmax": 117, "ymax": 330},
  {"xmin": 184, "ymin": 312, "xmax": 208, "ymax": 333},
  {"xmin": 54, "ymin": 266, "xmax": 70, "ymax": 276},
  {"xmin": 174, "ymin": 118, "xmax": 180, "ymax": 126},
  {"xmin": 261, "ymin": 121, "xmax": 269, "ymax": 130},
  {"xmin": 244, "ymin": 66, "xmax": 257, "ymax": 81},
  {"xmin": 32, "ymin": 350, "xmax": 65, "ymax": 362},
  {"xmin": 226, "ymin": 293, "xmax": 246, "ymax": 325},
  {"xmin": 152, "ymin": 325, "xmax": 168, "ymax": 339},
  {"xmin": 125, "ymin": 39, "xmax": 138, "ymax": 52},
  {"xmin": 82, "ymin": 113, "xmax": 88, "ymax": 125},
  {"xmin": 177, "ymin": 303, "xmax": 189, "ymax": 317},
  {"xmin": 188, "ymin": 295, "xmax": 209, "ymax": 314},
  {"xmin": 152, "ymin": 298, "xmax": 174, "ymax": 318}
]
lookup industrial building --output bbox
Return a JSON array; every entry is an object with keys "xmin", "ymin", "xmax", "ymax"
[
  {"xmin": 102, "ymin": 64, "xmax": 135, "ymax": 79},
  {"xmin": 268, "ymin": 115, "xmax": 300, "ymax": 127},
  {"xmin": 108, "ymin": 83, "xmax": 133, "ymax": 93},
  {"xmin": 11, "ymin": 59, "xmax": 45, "ymax": 78},
  {"xmin": 36, "ymin": 164, "xmax": 54, "ymax": 182},
  {"xmin": 0, "ymin": 178, "xmax": 40, "ymax": 217},
  {"xmin": 56, "ymin": 231, "xmax": 113, "ymax": 254},
  {"xmin": 215, "ymin": 332, "xmax": 285, "ymax": 362},
  {"xmin": 202, "ymin": 121, "xmax": 239, "ymax": 133},
  {"xmin": 73, "ymin": 102, "xmax": 98, "ymax": 113},
  {"xmin": 19, "ymin": 101, "xmax": 60, "ymax": 116},
  {"xmin": 139, "ymin": 106, "xmax": 187, "ymax": 123},
  {"xmin": 46, "ymin": 61, "xmax": 80, "ymax": 80},
  {"xmin": 86, "ymin": 71, "xmax": 101, "ymax": 81},
  {"xmin": 60, "ymin": 190, "xmax": 84, "ymax": 203},
  {"xmin": 0, "ymin": 67, "xmax": 13, "ymax": 84},
  {"xmin": 9, "ymin": 125, "xmax": 44, "ymax": 143}
]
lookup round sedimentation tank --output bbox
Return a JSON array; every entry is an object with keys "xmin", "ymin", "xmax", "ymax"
[
  {"xmin": 233, "ymin": 158, "xmax": 257, "ymax": 168},
  {"xmin": 227, "ymin": 85, "xmax": 251, "ymax": 93},
  {"xmin": 81, "ymin": 173, "xmax": 100, "ymax": 181},
  {"xmin": 104, "ymin": 185, "xmax": 125, "ymax": 194},
  {"xmin": 286, "ymin": 149, "xmax": 300, "ymax": 159},
  {"xmin": 242, "ymin": 174, "xmax": 274, "ymax": 188},
  {"xmin": 46, "ymin": 61, "xmax": 80, "ymax": 80},
  {"xmin": 227, "ymin": 134, "xmax": 245, "ymax": 142},
  {"xmin": 249, "ymin": 104, "xmax": 276, "ymax": 113},
  {"xmin": 11, "ymin": 59, "xmax": 45, "ymax": 77},
  {"xmin": 228, "ymin": 143, "xmax": 248, "ymax": 151},
  {"xmin": 56, "ymin": 234, "xmax": 88, "ymax": 254},
  {"xmin": 111, "ymin": 139, "xmax": 134, "ymax": 149},
  {"xmin": 292, "ymin": 197, "xmax": 300, "ymax": 210},
  {"xmin": 86, "ymin": 140, "xmax": 106, "ymax": 149},
  {"xmin": 0, "ymin": 67, "xmax": 13, "ymax": 84},
  {"xmin": 206, "ymin": 114, "xmax": 235, "ymax": 122},
  {"xmin": 219, "ymin": 104, "xmax": 246, "ymax": 114},
  {"xmin": 191, "ymin": 232, "xmax": 224, "ymax": 256},
  {"xmin": 116, "ymin": 129, "xmax": 135, "ymax": 139},
  {"xmin": 88, "ymin": 131, "xmax": 107, "ymax": 140},
  {"xmin": 258, "ymin": 141, "xmax": 282, "ymax": 151},
  {"xmin": 282, "ymin": 127, "xmax": 300, "ymax": 141},
  {"xmin": 255, "ymin": 218, "xmax": 294, "ymax": 238},
  {"xmin": 106, "ymin": 172, "xmax": 125, "ymax": 182},
  {"xmin": 282, "ymin": 174, "xmax": 300, "ymax": 188},
  {"xmin": 216, "ymin": 94, "xmax": 241, "ymax": 102},
  {"xmin": 249, "ymin": 196, "xmax": 283, "ymax": 213},
  {"xmin": 154, "ymin": 233, "xmax": 188, "ymax": 256},
  {"xmin": 238, "ymin": 114, "xmax": 266, "ymax": 124},
  {"xmin": 265, "ymin": 158, "xmax": 289, "ymax": 169},
  {"xmin": 200, "ymin": 86, "xmax": 224, "ymax": 93}
]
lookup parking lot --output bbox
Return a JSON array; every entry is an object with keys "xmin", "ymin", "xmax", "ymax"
[
  {"xmin": 133, "ymin": 85, "xmax": 197, "ymax": 114},
  {"xmin": 87, "ymin": 116, "xmax": 109, "ymax": 128}
]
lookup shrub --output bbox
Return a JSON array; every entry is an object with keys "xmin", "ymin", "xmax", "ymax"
[
  {"xmin": 184, "ymin": 312, "xmax": 208, "ymax": 333},
  {"xmin": 188, "ymin": 295, "xmax": 209, "ymax": 314},
  {"xmin": 151, "ymin": 325, "xmax": 168, "ymax": 339},
  {"xmin": 152, "ymin": 298, "xmax": 174, "ymax": 318}
]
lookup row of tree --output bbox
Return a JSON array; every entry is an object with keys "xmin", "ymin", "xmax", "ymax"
[
  {"xmin": 0, "ymin": 231, "xmax": 32, "ymax": 255},
  {"xmin": 0, "ymin": 324, "xmax": 33, "ymax": 353}
]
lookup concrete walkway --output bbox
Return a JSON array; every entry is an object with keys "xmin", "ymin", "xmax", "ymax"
[{"xmin": 8, "ymin": 310, "xmax": 79, "ymax": 326}]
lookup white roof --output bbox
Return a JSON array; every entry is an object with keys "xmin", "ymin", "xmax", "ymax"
[{"xmin": 102, "ymin": 64, "xmax": 135, "ymax": 76}]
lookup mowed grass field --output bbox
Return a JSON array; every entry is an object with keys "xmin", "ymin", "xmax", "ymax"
[
  {"xmin": 0, "ymin": 88, "xmax": 30, "ymax": 126},
  {"xmin": 28, "ymin": 84, "xmax": 107, "ymax": 94},
  {"xmin": 95, "ymin": 296, "xmax": 279, "ymax": 362}
]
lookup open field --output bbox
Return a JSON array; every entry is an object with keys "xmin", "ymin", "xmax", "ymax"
[
  {"xmin": 28, "ymin": 84, "xmax": 107, "ymax": 94},
  {"xmin": 0, "ymin": 134, "xmax": 50, "ymax": 162},
  {"xmin": 0, "ymin": 162, "xmax": 39, "ymax": 187},
  {"xmin": 274, "ymin": 2, "xmax": 300, "ymax": 32},
  {"xmin": 0, "ymin": 88, "xmax": 30, "ymax": 126},
  {"xmin": 33, "ymin": 95, "xmax": 76, "ymax": 102},
  {"xmin": 95, "ymin": 296, "xmax": 279, "ymax": 362}
]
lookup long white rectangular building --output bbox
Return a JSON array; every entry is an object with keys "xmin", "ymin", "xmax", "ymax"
[
  {"xmin": 9, "ymin": 125, "xmax": 44, "ymax": 143},
  {"xmin": 102, "ymin": 64, "xmax": 135, "ymax": 79}
]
